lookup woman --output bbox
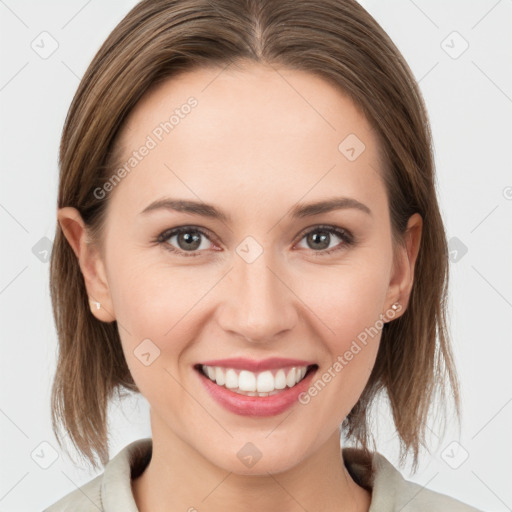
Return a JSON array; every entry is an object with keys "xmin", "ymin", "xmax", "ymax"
[{"xmin": 45, "ymin": 0, "xmax": 481, "ymax": 510}]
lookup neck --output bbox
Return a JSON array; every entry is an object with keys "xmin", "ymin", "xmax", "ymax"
[{"xmin": 132, "ymin": 413, "xmax": 371, "ymax": 512}]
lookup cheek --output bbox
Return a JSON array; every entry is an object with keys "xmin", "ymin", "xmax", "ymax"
[
  {"xmin": 107, "ymin": 242, "xmax": 209, "ymax": 334},
  {"xmin": 105, "ymin": 249, "xmax": 205, "ymax": 384},
  {"xmin": 109, "ymin": 267, "xmax": 201, "ymax": 412},
  {"xmin": 294, "ymin": 255, "xmax": 391, "ymax": 414},
  {"xmin": 300, "ymin": 254, "xmax": 391, "ymax": 345}
]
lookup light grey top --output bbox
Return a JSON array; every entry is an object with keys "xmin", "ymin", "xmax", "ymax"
[{"xmin": 44, "ymin": 437, "xmax": 482, "ymax": 511}]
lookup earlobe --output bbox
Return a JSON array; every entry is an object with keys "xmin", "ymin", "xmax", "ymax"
[{"xmin": 57, "ymin": 207, "xmax": 116, "ymax": 323}]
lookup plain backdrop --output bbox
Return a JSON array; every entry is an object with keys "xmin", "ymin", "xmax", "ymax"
[{"xmin": 0, "ymin": 1, "xmax": 511, "ymax": 510}]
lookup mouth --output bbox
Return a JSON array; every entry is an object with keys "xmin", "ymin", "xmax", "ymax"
[
  {"xmin": 194, "ymin": 358, "xmax": 319, "ymax": 416},
  {"xmin": 195, "ymin": 364, "xmax": 316, "ymax": 396}
]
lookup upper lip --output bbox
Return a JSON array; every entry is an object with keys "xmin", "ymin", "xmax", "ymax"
[{"xmin": 196, "ymin": 357, "xmax": 316, "ymax": 372}]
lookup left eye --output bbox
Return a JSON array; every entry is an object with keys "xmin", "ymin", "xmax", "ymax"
[{"xmin": 295, "ymin": 225, "xmax": 354, "ymax": 255}]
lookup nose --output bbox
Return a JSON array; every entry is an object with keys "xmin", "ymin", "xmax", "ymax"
[{"xmin": 216, "ymin": 251, "xmax": 298, "ymax": 343}]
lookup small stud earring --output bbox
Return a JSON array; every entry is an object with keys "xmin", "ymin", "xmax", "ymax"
[
  {"xmin": 391, "ymin": 302, "xmax": 400, "ymax": 311},
  {"xmin": 90, "ymin": 299, "xmax": 101, "ymax": 310}
]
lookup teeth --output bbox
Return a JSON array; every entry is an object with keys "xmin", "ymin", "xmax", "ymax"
[
  {"xmin": 201, "ymin": 364, "xmax": 310, "ymax": 396},
  {"xmin": 256, "ymin": 371, "xmax": 274, "ymax": 392},
  {"xmin": 225, "ymin": 369, "xmax": 238, "ymax": 389},
  {"xmin": 275, "ymin": 369, "xmax": 286, "ymax": 389},
  {"xmin": 239, "ymin": 370, "xmax": 256, "ymax": 392},
  {"xmin": 206, "ymin": 366, "xmax": 216, "ymax": 381},
  {"xmin": 286, "ymin": 367, "xmax": 296, "ymax": 387},
  {"xmin": 215, "ymin": 366, "xmax": 225, "ymax": 386}
]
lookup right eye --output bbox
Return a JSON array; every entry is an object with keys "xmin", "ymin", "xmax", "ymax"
[{"xmin": 156, "ymin": 226, "xmax": 216, "ymax": 257}]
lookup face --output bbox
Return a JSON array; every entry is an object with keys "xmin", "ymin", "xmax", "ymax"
[{"xmin": 75, "ymin": 62, "xmax": 412, "ymax": 475}]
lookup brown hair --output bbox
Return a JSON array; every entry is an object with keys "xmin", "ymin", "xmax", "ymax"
[{"xmin": 50, "ymin": 0, "xmax": 460, "ymax": 471}]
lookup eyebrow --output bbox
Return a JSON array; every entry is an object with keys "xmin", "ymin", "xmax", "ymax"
[{"xmin": 140, "ymin": 196, "xmax": 372, "ymax": 221}]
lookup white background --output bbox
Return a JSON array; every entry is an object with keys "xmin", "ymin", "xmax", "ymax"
[{"xmin": 0, "ymin": 1, "xmax": 511, "ymax": 510}]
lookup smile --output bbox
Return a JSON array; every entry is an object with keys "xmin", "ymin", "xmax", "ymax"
[
  {"xmin": 195, "ymin": 358, "xmax": 318, "ymax": 416},
  {"xmin": 200, "ymin": 365, "xmax": 310, "ymax": 397}
]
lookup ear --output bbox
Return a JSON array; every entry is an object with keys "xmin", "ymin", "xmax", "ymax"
[
  {"xmin": 57, "ymin": 206, "xmax": 115, "ymax": 323},
  {"xmin": 385, "ymin": 213, "xmax": 423, "ymax": 318}
]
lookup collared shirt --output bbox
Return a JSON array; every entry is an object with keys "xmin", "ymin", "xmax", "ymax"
[{"xmin": 44, "ymin": 437, "xmax": 482, "ymax": 511}]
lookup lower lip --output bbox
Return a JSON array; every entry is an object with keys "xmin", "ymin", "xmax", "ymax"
[{"xmin": 197, "ymin": 367, "xmax": 317, "ymax": 417}]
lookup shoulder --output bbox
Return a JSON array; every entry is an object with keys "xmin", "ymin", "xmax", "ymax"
[
  {"xmin": 43, "ymin": 472, "xmax": 103, "ymax": 511},
  {"xmin": 43, "ymin": 438, "xmax": 152, "ymax": 512},
  {"xmin": 342, "ymin": 447, "xmax": 483, "ymax": 512}
]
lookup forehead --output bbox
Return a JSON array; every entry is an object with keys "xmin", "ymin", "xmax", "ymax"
[{"xmin": 109, "ymin": 62, "xmax": 386, "ymax": 219}]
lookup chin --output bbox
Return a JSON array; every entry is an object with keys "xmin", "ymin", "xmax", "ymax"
[{"xmin": 193, "ymin": 430, "xmax": 318, "ymax": 476}]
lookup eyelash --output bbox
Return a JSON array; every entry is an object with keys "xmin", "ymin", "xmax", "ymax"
[{"xmin": 154, "ymin": 224, "xmax": 355, "ymax": 258}]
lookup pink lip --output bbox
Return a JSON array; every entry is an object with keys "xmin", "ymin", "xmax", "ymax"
[
  {"xmin": 195, "ymin": 363, "xmax": 318, "ymax": 417},
  {"xmin": 197, "ymin": 357, "xmax": 315, "ymax": 372}
]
